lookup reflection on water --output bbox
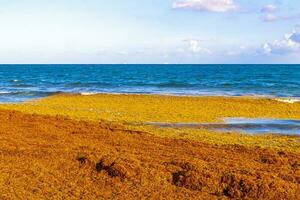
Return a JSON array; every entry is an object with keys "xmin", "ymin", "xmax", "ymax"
[{"xmin": 146, "ymin": 118, "xmax": 300, "ymax": 136}]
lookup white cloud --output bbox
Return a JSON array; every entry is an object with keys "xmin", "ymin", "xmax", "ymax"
[
  {"xmin": 189, "ymin": 39, "xmax": 202, "ymax": 52},
  {"xmin": 262, "ymin": 31, "xmax": 300, "ymax": 55},
  {"xmin": 261, "ymin": 4, "xmax": 277, "ymax": 13},
  {"xmin": 262, "ymin": 14, "xmax": 300, "ymax": 22},
  {"xmin": 172, "ymin": 0, "xmax": 238, "ymax": 13},
  {"xmin": 260, "ymin": 4, "xmax": 278, "ymax": 22},
  {"xmin": 260, "ymin": 4, "xmax": 300, "ymax": 22},
  {"xmin": 290, "ymin": 32, "xmax": 300, "ymax": 43},
  {"xmin": 183, "ymin": 39, "xmax": 212, "ymax": 54},
  {"xmin": 262, "ymin": 13, "xmax": 277, "ymax": 22}
]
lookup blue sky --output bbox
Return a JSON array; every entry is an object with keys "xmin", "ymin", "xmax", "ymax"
[{"xmin": 0, "ymin": 0, "xmax": 300, "ymax": 64}]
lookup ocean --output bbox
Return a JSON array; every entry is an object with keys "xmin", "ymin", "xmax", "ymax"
[{"xmin": 0, "ymin": 64, "xmax": 300, "ymax": 102}]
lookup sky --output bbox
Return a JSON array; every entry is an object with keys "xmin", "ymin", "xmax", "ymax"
[{"xmin": 0, "ymin": 0, "xmax": 300, "ymax": 64}]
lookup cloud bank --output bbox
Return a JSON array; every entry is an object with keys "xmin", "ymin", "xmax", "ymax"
[
  {"xmin": 172, "ymin": 0, "xmax": 238, "ymax": 12},
  {"xmin": 183, "ymin": 39, "xmax": 212, "ymax": 54},
  {"xmin": 263, "ymin": 31, "xmax": 300, "ymax": 55}
]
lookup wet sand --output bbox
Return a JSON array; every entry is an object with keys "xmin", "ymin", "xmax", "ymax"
[{"xmin": 0, "ymin": 94, "xmax": 300, "ymax": 199}]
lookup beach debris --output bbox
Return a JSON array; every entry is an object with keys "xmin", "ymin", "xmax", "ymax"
[
  {"xmin": 95, "ymin": 156, "xmax": 140, "ymax": 181},
  {"xmin": 96, "ymin": 159, "xmax": 127, "ymax": 179},
  {"xmin": 76, "ymin": 155, "xmax": 88, "ymax": 165},
  {"xmin": 220, "ymin": 173, "xmax": 256, "ymax": 199},
  {"xmin": 172, "ymin": 170, "xmax": 203, "ymax": 191},
  {"xmin": 166, "ymin": 160, "xmax": 204, "ymax": 191}
]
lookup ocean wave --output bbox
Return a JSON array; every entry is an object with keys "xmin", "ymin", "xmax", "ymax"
[
  {"xmin": 0, "ymin": 91, "xmax": 11, "ymax": 94},
  {"xmin": 11, "ymin": 84, "xmax": 34, "ymax": 88},
  {"xmin": 156, "ymin": 81, "xmax": 195, "ymax": 88},
  {"xmin": 11, "ymin": 79, "xmax": 21, "ymax": 83},
  {"xmin": 64, "ymin": 82, "xmax": 112, "ymax": 88},
  {"xmin": 0, "ymin": 64, "xmax": 299, "ymax": 102},
  {"xmin": 0, "ymin": 91, "xmax": 61, "ymax": 97}
]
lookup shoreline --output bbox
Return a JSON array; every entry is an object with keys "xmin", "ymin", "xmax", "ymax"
[{"xmin": 2, "ymin": 91, "xmax": 300, "ymax": 104}]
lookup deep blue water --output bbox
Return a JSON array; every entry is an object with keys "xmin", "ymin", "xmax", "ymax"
[{"xmin": 0, "ymin": 64, "xmax": 300, "ymax": 102}]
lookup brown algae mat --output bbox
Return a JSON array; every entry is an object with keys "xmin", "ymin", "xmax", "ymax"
[
  {"xmin": 2, "ymin": 94, "xmax": 300, "ymax": 123},
  {"xmin": 0, "ymin": 109, "xmax": 299, "ymax": 199},
  {"xmin": 1, "ymin": 94, "xmax": 300, "ymax": 151},
  {"xmin": 0, "ymin": 94, "xmax": 300, "ymax": 199}
]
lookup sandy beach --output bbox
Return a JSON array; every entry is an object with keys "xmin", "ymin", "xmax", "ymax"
[{"xmin": 0, "ymin": 94, "xmax": 300, "ymax": 199}]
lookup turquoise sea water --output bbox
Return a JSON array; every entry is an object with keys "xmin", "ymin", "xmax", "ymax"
[{"xmin": 0, "ymin": 64, "xmax": 300, "ymax": 102}]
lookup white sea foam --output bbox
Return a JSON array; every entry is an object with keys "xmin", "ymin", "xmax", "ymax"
[
  {"xmin": 80, "ymin": 92, "xmax": 99, "ymax": 96},
  {"xmin": 0, "ymin": 91, "xmax": 10, "ymax": 94},
  {"xmin": 275, "ymin": 98, "xmax": 300, "ymax": 104}
]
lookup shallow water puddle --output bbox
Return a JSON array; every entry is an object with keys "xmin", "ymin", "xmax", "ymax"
[{"xmin": 146, "ymin": 118, "xmax": 300, "ymax": 136}]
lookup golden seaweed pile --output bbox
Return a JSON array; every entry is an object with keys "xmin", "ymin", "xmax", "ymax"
[{"xmin": 1, "ymin": 94, "xmax": 300, "ymax": 151}]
